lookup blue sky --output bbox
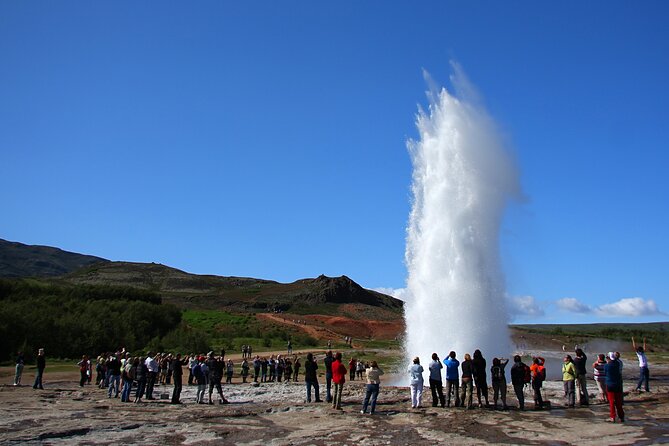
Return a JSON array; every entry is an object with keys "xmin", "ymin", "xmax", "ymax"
[{"xmin": 1, "ymin": 1, "xmax": 667, "ymax": 324}]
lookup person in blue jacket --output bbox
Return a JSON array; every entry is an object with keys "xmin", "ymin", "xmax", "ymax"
[
  {"xmin": 605, "ymin": 352, "xmax": 625, "ymax": 423},
  {"xmin": 443, "ymin": 351, "xmax": 460, "ymax": 407}
]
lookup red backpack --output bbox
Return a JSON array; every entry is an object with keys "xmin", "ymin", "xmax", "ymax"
[{"xmin": 523, "ymin": 364, "xmax": 532, "ymax": 384}]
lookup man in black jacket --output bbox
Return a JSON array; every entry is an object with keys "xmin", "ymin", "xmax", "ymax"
[
  {"xmin": 510, "ymin": 355, "xmax": 527, "ymax": 410},
  {"xmin": 171, "ymin": 353, "xmax": 187, "ymax": 404},
  {"xmin": 207, "ymin": 353, "xmax": 228, "ymax": 404},
  {"xmin": 33, "ymin": 348, "xmax": 46, "ymax": 390}
]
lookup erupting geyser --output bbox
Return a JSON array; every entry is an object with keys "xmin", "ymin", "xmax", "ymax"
[{"xmin": 404, "ymin": 64, "xmax": 521, "ymax": 376}]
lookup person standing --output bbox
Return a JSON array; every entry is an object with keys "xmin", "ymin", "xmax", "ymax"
[
  {"xmin": 605, "ymin": 352, "xmax": 624, "ymax": 422},
  {"xmin": 304, "ymin": 353, "xmax": 322, "ymax": 403},
  {"xmin": 348, "ymin": 357, "xmax": 357, "ymax": 381},
  {"xmin": 194, "ymin": 356, "xmax": 207, "ymax": 404},
  {"xmin": 241, "ymin": 358, "xmax": 249, "ymax": 383},
  {"xmin": 510, "ymin": 355, "xmax": 527, "ymax": 410},
  {"xmin": 443, "ymin": 351, "xmax": 460, "ymax": 407},
  {"xmin": 573, "ymin": 348, "xmax": 589, "ymax": 405},
  {"xmin": 261, "ymin": 357, "xmax": 268, "ymax": 383},
  {"xmin": 632, "ymin": 337, "xmax": 650, "ymax": 392},
  {"xmin": 107, "ymin": 353, "xmax": 122, "ymax": 398},
  {"xmin": 530, "ymin": 356, "xmax": 546, "ymax": 409},
  {"xmin": 77, "ymin": 355, "xmax": 89, "ymax": 387},
  {"xmin": 428, "ymin": 353, "xmax": 445, "ymax": 408},
  {"xmin": 253, "ymin": 355, "xmax": 261, "ymax": 383},
  {"xmin": 209, "ymin": 354, "xmax": 228, "ymax": 403},
  {"xmin": 14, "ymin": 351, "xmax": 25, "ymax": 386},
  {"xmin": 268, "ymin": 356, "xmax": 276, "ymax": 382},
  {"xmin": 324, "ymin": 351, "xmax": 334, "ymax": 403},
  {"xmin": 356, "ymin": 360, "xmax": 365, "ymax": 380},
  {"xmin": 145, "ymin": 352, "xmax": 159, "ymax": 400},
  {"xmin": 361, "ymin": 361, "xmax": 384, "ymax": 415},
  {"xmin": 187, "ymin": 354, "xmax": 196, "ymax": 386},
  {"xmin": 33, "ymin": 348, "xmax": 46, "ymax": 390},
  {"xmin": 593, "ymin": 354, "xmax": 608, "ymax": 403},
  {"xmin": 224, "ymin": 358, "xmax": 234, "ymax": 388},
  {"xmin": 134, "ymin": 356, "xmax": 148, "ymax": 403},
  {"xmin": 490, "ymin": 357, "xmax": 509, "ymax": 410},
  {"xmin": 331, "ymin": 352, "xmax": 347, "ymax": 410},
  {"xmin": 293, "ymin": 356, "xmax": 301, "ymax": 382},
  {"xmin": 562, "ymin": 355, "xmax": 576, "ymax": 408},
  {"xmin": 459, "ymin": 353, "xmax": 474, "ymax": 409},
  {"xmin": 408, "ymin": 357, "xmax": 424, "ymax": 409},
  {"xmin": 121, "ymin": 357, "xmax": 136, "ymax": 403},
  {"xmin": 472, "ymin": 350, "xmax": 489, "ymax": 408},
  {"xmin": 171, "ymin": 354, "xmax": 185, "ymax": 404}
]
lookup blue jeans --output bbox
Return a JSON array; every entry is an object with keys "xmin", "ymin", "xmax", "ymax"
[
  {"xmin": 108, "ymin": 374, "xmax": 120, "ymax": 397},
  {"xmin": 637, "ymin": 366, "xmax": 650, "ymax": 391},
  {"xmin": 135, "ymin": 379, "xmax": 146, "ymax": 400},
  {"xmin": 325, "ymin": 371, "xmax": 333, "ymax": 402},
  {"xmin": 306, "ymin": 379, "xmax": 320, "ymax": 402},
  {"xmin": 121, "ymin": 379, "xmax": 133, "ymax": 402},
  {"xmin": 33, "ymin": 368, "xmax": 44, "ymax": 389},
  {"xmin": 362, "ymin": 383, "xmax": 380, "ymax": 413}
]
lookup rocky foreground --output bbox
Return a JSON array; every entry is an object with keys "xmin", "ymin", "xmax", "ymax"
[{"xmin": 1, "ymin": 367, "xmax": 668, "ymax": 445}]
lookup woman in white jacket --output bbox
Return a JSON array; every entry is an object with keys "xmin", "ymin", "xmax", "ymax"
[{"xmin": 408, "ymin": 357, "xmax": 424, "ymax": 409}]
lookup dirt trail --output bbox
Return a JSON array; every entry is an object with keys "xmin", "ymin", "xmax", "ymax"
[{"xmin": 257, "ymin": 313, "xmax": 338, "ymax": 341}]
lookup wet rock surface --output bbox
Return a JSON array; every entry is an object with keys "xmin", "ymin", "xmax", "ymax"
[{"xmin": 1, "ymin": 369, "xmax": 668, "ymax": 445}]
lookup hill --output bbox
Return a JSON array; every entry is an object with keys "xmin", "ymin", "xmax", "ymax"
[
  {"xmin": 0, "ymin": 238, "xmax": 108, "ymax": 278},
  {"xmin": 62, "ymin": 261, "xmax": 403, "ymax": 314}
]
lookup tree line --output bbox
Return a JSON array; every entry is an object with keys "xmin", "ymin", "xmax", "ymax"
[{"xmin": 0, "ymin": 279, "xmax": 210, "ymax": 362}]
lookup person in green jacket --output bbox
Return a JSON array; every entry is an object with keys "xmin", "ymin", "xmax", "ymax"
[{"xmin": 562, "ymin": 355, "xmax": 576, "ymax": 408}]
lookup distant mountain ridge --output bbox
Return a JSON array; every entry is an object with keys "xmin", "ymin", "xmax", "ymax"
[
  {"xmin": 66, "ymin": 262, "xmax": 403, "ymax": 313},
  {"xmin": 0, "ymin": 238, "xmax": 108, "ymax": 278},
  {"xmin": 0, "ymin": 239, "xmax": 403, "ymax": 314}
]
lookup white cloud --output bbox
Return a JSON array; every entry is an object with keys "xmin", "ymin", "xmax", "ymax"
[
  {"xmin": 556, "ymin": 297, "xmax": 593, "ymax": 314},
  {"xmin": 507, "ymin": 295, "xmax": 545, "ymax": 317},
  {"xmin": 555, "ymin": 296, "xmax": 665, "ymax": 318},
  {"xmin": 595, "ymin": 297, "xmax": 664, "ymax": 317},
  {"xmin": 373, "ymin": 287, "xmax": 409, "ymax": 302}
]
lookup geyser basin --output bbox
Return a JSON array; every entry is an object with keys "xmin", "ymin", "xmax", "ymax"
[{"xmin": 403, "ymin": 64, "xmax": 521, "ymax": 379}]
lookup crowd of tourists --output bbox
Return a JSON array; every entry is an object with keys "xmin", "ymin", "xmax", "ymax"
[
  {"xmin": 12, "ymin": 337, "xmax": 650, "ymax": 423},
  {"xmin": 406, "ymin": 337, "xmax": 651, "ymax": 423}
]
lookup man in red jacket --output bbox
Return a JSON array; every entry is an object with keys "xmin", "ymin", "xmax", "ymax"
[{"xmin": 332, "ymin": 352, "xmax": 347, "ymax": 410}]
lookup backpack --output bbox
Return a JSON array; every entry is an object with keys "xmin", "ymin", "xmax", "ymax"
[
  {"xmin": 523, "ymin": 364, "xmax": 532, "ymax": 384},
  {"xmin": 537, "ymin": 366, "xmax": 546, "ymax": 382}
]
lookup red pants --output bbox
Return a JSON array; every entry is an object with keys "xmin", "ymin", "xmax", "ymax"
[{"xmin": 606, "ymin": 390, "xmax": 624, "ymax": 420}]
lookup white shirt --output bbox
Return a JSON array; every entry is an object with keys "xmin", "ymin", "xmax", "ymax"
[
  {"xmin": 145, "ymin": 357, "xmax": 159, "ymax": 373},
  {"xmin": 636, "ymin": 351, "xmax": 648, "ymax": 367}
]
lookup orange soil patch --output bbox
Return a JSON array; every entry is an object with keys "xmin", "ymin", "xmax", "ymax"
[{"xmin": 257, "ymin": 313, "xmax": 404, "ymax": 341}]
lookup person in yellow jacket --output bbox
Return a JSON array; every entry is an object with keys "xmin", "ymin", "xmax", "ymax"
[{"xmin": 562, "ymin": 355, "xmax": 577, "ymax": 408}]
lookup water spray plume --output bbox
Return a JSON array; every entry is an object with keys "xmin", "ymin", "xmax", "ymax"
[{"xmin": 403, "ymin": 63, "xmax": 521, "ymax": 380}]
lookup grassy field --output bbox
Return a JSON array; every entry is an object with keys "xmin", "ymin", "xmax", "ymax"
[
  {"xmin": 513, "ymin": 322, "xmax": 668, "ymax": 349},
  {"xmin": 181, "ymin": 309, "xmax": 322, "ymax": 353}
]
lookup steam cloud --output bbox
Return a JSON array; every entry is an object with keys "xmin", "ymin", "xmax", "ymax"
[{"xmin": 403, "ymin": 63, "xmax": 522, "ymax": 378}]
